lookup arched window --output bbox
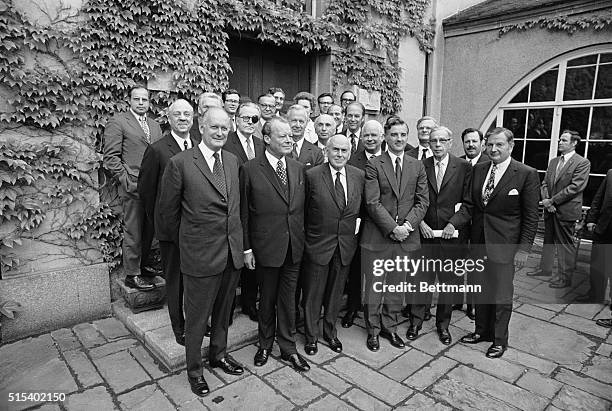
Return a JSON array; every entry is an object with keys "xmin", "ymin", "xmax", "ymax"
[{"xmin": 482, "ymin": 45, "xmax": 612, "ymax": 206}]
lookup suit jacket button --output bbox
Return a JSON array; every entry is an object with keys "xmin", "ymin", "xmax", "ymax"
[{"xmin": 221, "ymin": 197, "xmax": 226, "ymax": 202}]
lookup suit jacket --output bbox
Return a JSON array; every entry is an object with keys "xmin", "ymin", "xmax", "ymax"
[
  {"xmin": 342, "ymin": 128, "xmax": 365, "ymax": 153},
  {"xmin": 449, "ymin": 159, "xmax": 540, "ymax": 264},
  {"xmin": 541, "ymin": 152, "xmax": 590, "ymax": 221},
  {"xmin": 223, "ymin": 131, "xmax": 264, "ymax": 165},
  {"xmin": 138, "ymin": 133, "xmax": 197, "ymax": 241},
  {"xmin": 361, "ymin": 152, "xmax": 429, "ymax": 251},
  {"xmin": 422, "ymin": 155, "xmax": 472, "ymax": 248},
  {"xmin": 586, "ymin": 169, "xmax": 612, "ymax": 236},
  {"xmin": 297, "ymin": 139, "xmax": 325, "ymax": 168},
  {"xmin": 348, "ymin": 149, "xmax": 369, "ymax": 171},
  {"xmin": 240, "ymin": 155, "xmax": 306, "ymax": 267},
  {"xmin": 103, "ymin": 111, "xmax": 162, "ymax": 193},
  {"xmin": 305, "ymin": 164, "xmax": 365, "ymax": 266},
  {"xmin": 157, "ymin": 148, "xmax": 244, "ymax": 276},
  {"xmin": 460, "ymin": 152, "xmax": 490, "ymax": 165}
]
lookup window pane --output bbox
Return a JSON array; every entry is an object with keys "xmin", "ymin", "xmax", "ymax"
[
  {"xmin": 583, "ymin": 175, "xmax": 604, "ymax": 207},
  {"xmin": 595, "ymin": 64, "xmax": 612, "ymax": 99},
  {"xmin": 560, "ymin": 107, "xmax": 590, "ymax": 140},
  {"xmin": 591, "ymin": 106, "xmax": 612, "ymax": 140},
  {"xmin": 526, "ymin": 109, "xmax": 553, "ymax": 139},
  {"xmin": 530, "ymin": 68, "xmax": 558, "ymax": 102},
  {"xmin": 511, "ymin": 139, "xmax": 524, "ymax": 162},
  {"xmin": 510, "ymin": 85, "xmax": 529, "ymax": 103},
  {"xmin": 586, "ymin": 141, "xmax": 612, "ymax": 174},
  {"xmin": 524, "ymin": 141, "xmax": 550, "ymax": 170},
  {"xmin": 600, "ymin": 53, "xmax": 612, "ymax": 64},
  {"xmin": 502, "ymin": 109, "xmax": 526, "ymax": 139},
  {"xmin": 568, "ymin": 55, "xmax": 597, "ymax": 67},
  {"xmin": 563, "ymin": 66, "xmax": 596, "ymax": 100}
]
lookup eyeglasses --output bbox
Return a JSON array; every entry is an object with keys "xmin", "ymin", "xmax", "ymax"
[{"xmin": 239, "ymin": 115, "xmax": 259, "ymax": 123}]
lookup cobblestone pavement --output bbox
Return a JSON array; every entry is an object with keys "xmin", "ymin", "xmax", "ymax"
[{"xmin": 1, "ymin": 259, "xmax": 611, "ymax": 410}]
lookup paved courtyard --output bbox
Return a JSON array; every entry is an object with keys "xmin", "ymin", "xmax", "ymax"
[{"xmin": 1, "ymin": 255, "xmax": 611, "ymax": 411}]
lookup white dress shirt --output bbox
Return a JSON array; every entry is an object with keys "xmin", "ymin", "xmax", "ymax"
[
  {"xmin": 171, "ymin": 131, "xmax": 191, "ymax": 151},
  {"xmin": 265, "ymin": 149, "xmax": 286, "ymax": 171},
  {"xmin": 293, "ymin": 138, "xmax": 305, "ymax": 157},
  {"xmin": 304, "ymin": 120, "xmax": 318, "ymax": 144},
  {"xmin": 387, "ymin": 150, "xmax": 404, "ymax": 171},
  {"xmin": 418, "ymin": 145, "xmax": 433, "ymax": 159},
  {"xmin": 237, "ymin": 130, "xmax": 255, "ymax": 157},
  {"xmin": 468, "ymin": 152, "xmax": 482, "ymax": 166},
  {"xmin": 482, "ymin": 156, "xmax": 512, "ymax": 197},
  {"xmin": 330, "ymin": 164, "xmax": 347, "ymax": 200},
  {"xmin": 317, "ymin": 140, "xmax": 328, "ymax": 162},
  {"xmin": 434, "ymin": 153, "xmax": 449, "ymax": 183},
  {"xmin": 366, "ymin": 149, "xmax": 382, "ymax": 160},
  {"xmin": 198, "ymin": 141, "xmax": 221, "ymax": 173}
]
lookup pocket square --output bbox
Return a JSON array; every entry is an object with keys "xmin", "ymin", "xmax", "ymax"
[{"xmin": 508, "ymin": 189, "xmax": 519, "ymax": 196}]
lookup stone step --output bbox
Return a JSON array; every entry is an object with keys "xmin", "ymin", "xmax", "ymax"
[{"xmin": 112, "ymin": 300, "xmax": 258, "ymax": 372}]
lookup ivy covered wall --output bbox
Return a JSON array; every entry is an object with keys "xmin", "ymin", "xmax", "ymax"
[{"xmin": 0, "ymin": 0, "xmax": 434, "ymax": 277}]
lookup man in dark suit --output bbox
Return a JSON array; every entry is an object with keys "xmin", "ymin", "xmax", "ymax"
[
  {"xmin": 240, "ymin": 116, "xmax": 310, "ymax": 372},
  {"xmin": 302, "ymin": 135, "xmax": 365, "ymax": 355},
  {"xmin": 158, "ymin": 107, "xmax": 245, "ymax": 396},
  {"xmin": 460, "ymin": 128, "xmax": 489, "ymax": 166},
  {"xmin": 529, "ymin": 130, "xmax": 590, "ymax": 289},
  {"xmin": 221, "ymin": 89, "xmax": 240, "ymax": 132},
  {"xmin": 139, "ymin": 99, "xmax": 196, "ymax": 345},
  {"xmin": 256, "ymin": 94, "xmax": 276, "ymax": 139},
  {"xmin": 342, "ymin": 120, "xmax": 385, "ymax": 328},
  {"xmin": 361, "ymin": 118, "xmax": 429, "ymax": 352},
  {"xmin": 286, "ymin": 104, "xmax": 325, "ymax": 168},
  {"xmin": 449, "ymin": 127, "xmax": 540, "ymax": 358},
  {"xmin": 405, "ymin": 116, "xmax": 437, "ymax": 160},
  {"xmin": 190, "ymin": 92, "xmax": 223, "ymax": 143},
  {"xmin": 584, "ymin": 169, "xmax": 612, "ymax": 307},
  {"xmin": 313, "ymin": 114, "xmax": 336, "ymax": 161},
  {"xmin": 103, "ymin": 86, "xmax": 162, "ymax": 290},
  {"xmin": 223, "ymin": 102, "xmax": 265, "ymax": 321},
  {"xmin": 328, "ymin": 104, "xmax": 344, "ymax": 134},
  {"xmin": 417, "ymin": 126, "xmax": 472, "ymax": 345},
  {"xmin": 343, "ymin": 102, "xmax": 366, "ymax": 154}
]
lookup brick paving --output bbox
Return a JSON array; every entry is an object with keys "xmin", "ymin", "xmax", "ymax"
[{"xmin": 1, "ymin": 255, "xmax": 611, "ymax": 410}]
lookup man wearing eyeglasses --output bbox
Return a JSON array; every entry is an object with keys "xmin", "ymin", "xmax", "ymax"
[
  {"xmin": 222, "ymin": 89, "xmax": 240, "ymax": 132},
  {"xmin": 406, "ymin": 116, "xmax": 437, "ymax": 160},
  {"xmin": 414, "ymin": 126, "xmax": 472, "ymax": 345},
  {"xmin": 224, "ymin": 102, "xmax": 265, "ymax": 322},
  {"xmin": 256, "ymin": 94, "xmax": 277, "ymax": 139},
  {"xmin": 340, "ymin": 90, "xmax": 356, "ymax": 110}
]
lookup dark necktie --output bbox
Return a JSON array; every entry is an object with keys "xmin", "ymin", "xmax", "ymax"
[
  {"xmin": 350, "ymin": 133, "xmax": 357, "ymax": 153},
  {"xmin": 276, "ymin": 159, "xmax": 287, "ymax": 186},
  {"xmin": 420, "ymin": 148, "xmax": 428, "ymax": 160},
  {"xmin": 334, "ymin": 171, "xmax": 346, "ymax": 208},
  {"xmin": 395, "ymin": 157, "xmax": 402, "ymax": 184},
  {"xmin": 292, "ymin": 142, "xmax": 298, "ymax": 160},
  {"xmin": 482, "ymin": 164, "xmax": 497, "ymax": 206},
  {"xmin": 183, "ymin": 140, "xmax": 188, "ymax": 151},
  {"xmin": 212, "ymin": 152, "xmax": 227, "ymax": 197}
]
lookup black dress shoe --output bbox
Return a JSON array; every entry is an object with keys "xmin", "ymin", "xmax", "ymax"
[
  {"xmin": 460, "ymin": 332, "xmax": 490, "ymax": 344},
  {"xmin": 596, "ymin": 318, "xmax": 612, "ymax": 328},
  {"xmin": 549, "ymin": 279, "xmax": 571, "ymax": 288},
  {"xmin": 401, "ymin": 305, "xmax": 411, "ymax": 318},
  {"xmin": 406, "ymin": 326, "xmax": 420, "ymax": 341},
  {"xmin": 575, "ymin": 293, "xmax": 596, "ymax": 303},
  {"xmin": 452, "ymin": 304, "xmax": 463, "ymax": 311},
  {"xmin": 380, "ymin": 331, "xmax": 405, "ymax": 349},
  {"xmin": 324, "ymin": 337, "xmax": 343, "ymax": 353},
  {"xmin": 437, "ymin": 328, "xmax": 452, "ymax": 345},
  {"xmin": 341, "ymin": 311, "xmax": 357, "ymax": 328},
  {"xmin": 366, "ymin": 335, "xmax": 379, "ymax": 352},
  {"xmin": 486, "ymin": 344, "xmax": 506, "ymax": 358},
  {"xmin": 254, "ymin": 348, "xmax": 269, "ymax": 366},
  {"xmin": 141, "ymin": 266, "xmax": 162, "ymax": 277},
  {"xmin": 242, "ymin": 307, "xmax": 258, "ymax": 322},
  {"xmin": 526, "ymin": 269, "xmax": 552, "ymax": 277},
  {"xmin": 424, "ymin": 310, "xmax": 432, "ymax": 321},
  {"xmin": 175, "ymin": 333, "xmax": 185, "ymax": 346},
  {"xmin": 281, "ymin": 353, "xmax": 310, "ymax": 372},
  {"xmin": 124, "ymin": 275, "xmax": 155, "ymax": 291},
  {"xmin": 210, "ymin": 356, "xmax": 244, "ymax": 375},
  {"xmin": 304, "ymin": 342, "xmax": 318, "ymax": 356},
  {"xmin": 187, "ymin": 375, "xmax": 209, "ymax": 397}
]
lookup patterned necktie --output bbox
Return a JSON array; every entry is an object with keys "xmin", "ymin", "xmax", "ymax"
[
  {"xmin": 350, "ymin": 134, "xmax": 357, "ymax": 153},
  {"xmin": 420, "ymin": 148, "xmax": 428, "ymax": 160},
  {"xmin": 395, "ymin": 157, "xmax": 402, "ymax": 184},
  {"xmin": 555, "ymin": 155, "xmax": 565, "ymax": 179},
  {"xmin": 245, "ymin": 137, "xmax": 255, "ymax": 160},
  {"xmin": 436, "ymin": 161, "xmax": 444, "ymax": 191},
  {"xmin": 183, "ymin": 140, "xmax": 188, "ymax": 151},
  {"xmin": 292, "ymin": 142, "xmax": 299, "ymax": 160},
  {"xmin": 482, "ymin": 164, "xmax": 497, "ymax": 206},
  {"xmin": 139, "ymin": 116, "xmax": 151, "ymax": 143},
  {"xmin": 276, "ymin": 159, "xmax": 287, "ymax": 186},
  {"xmin": 335, "ymin": 171, "xmax": 346, "ymax": 208},
  {"xmin": 212, "ymin": 152, "xmax": 227, "ymax": 197}
]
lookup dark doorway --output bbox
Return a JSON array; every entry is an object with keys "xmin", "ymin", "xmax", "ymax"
[{"xmin": 228, "ymin": 37, "xmax": 311, "ymax": 108}]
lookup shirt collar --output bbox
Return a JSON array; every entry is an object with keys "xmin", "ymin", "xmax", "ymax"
[
  {"xmin": 491, "ymin": 155, "xmax": 511, "ymax": 171},
  {"xmin": 198, "ymin": 140, "xmax": 220, "ymax": 162},
  {"xmin": 329, "ymin": 164, "xmax": 345, "ymax": 177},
  {"xmin": 171, "ymin": 131, "xmax": 190, "ymax": 149},
  {"xmin": 561, "ymin": 150, "xmax": 575, "ymax": 161},
  {"xmin": 293, "ymin": 137, "xmax": 304, "ymax": 152},
  {"xmin": 387, "ymin": 150, "xmax": 403, "ymax": 166},
  {"xmin": 237, "ymin": 129, "xmax": 252, "ymax": 142},
  {"xmin": 366, "ymin": 149, "xmax": 382, "ymax": 159},
  {"xmin": 470, "ymin": 152, "xmax": 481, "ymax": 164},
  {"xmin": 265, "ymin": 149, "xmax": 286, "ymax": 169},
  {"xmin": 435, "ymin": 153, "xmax": 449, "ymax": 167},
  {"xmin": 130, "ymin": 109, "xmax": 146, "ymax": 121}
]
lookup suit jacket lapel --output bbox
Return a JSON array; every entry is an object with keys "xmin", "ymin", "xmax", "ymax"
[
  {"xmin": 259, "ymin": 157, "xmax": 289, "ymax": 204},
  {"xmin": 229, "ymin": 133, "xmax": 248, "ymax": 163},
  {"xmin": 221, "ymin": 150, "xmax": 233, "ymax": 197},
  {"xmin": 346, "ymin": 168, "xmax": 358, "ymax": 210},
  {"xmin": 193, "ymin": 148, "xmax": 226, "ymax": 199},
  {"xmin": 475, "ymin": 163, "xmax": 488, "ymax": 207},
  {"xmin": 399, "ymin": 154, "xmax": 411, "ymax": 196},
  {"xmin": 287, "ymin": 159, "xmax": 299, "ymax": 205},
  {"xmin": 322, "ymin": 166, "xmax": 343, "ymax": 210},
  {"xmin": 555, "ymin": 155, "xmax": 574, "ymax": 184},
  {"xmin": 380, "ymin": 152, "xmax": 400, "ymax": 198},
  {"xmin": 125, "ymin": 112, "xmax": 148, "ymax": 144},
  {"xmin": 165, "ymin": 134, "xmax": 181, "ymax": 157},
  {"xmin": 439, "ymin": 157, "xmax": 457, "ymax": 192},
  {"xmin": 424, "ymin": 159, "xmax": 437, "ymax": 193},
  {"xmin": 489, "ymin": 160, "xmax": 517, "ymax": 203}
]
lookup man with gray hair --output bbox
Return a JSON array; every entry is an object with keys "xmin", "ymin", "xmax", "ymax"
[
  {"xmin": 406, "ymin": 116, "xmax": 437, "ymax": 160},
  {"xmin": 191, "ymin": 92, "xmax": 223, "ymax": 142},
  {"xmin": 302, "ymin": 134, "xmax": 365, "ymax": 355},
  {"xmin": 287, "ymin": 104, "xmax": 324, "ymax": 168},
  {"xmin": 139, "ymin": 99, "xmax": 197, "ymax": 346},
  {"xmin": 314, "ymin": 114, "xmax": 336, "ymax": 162}
]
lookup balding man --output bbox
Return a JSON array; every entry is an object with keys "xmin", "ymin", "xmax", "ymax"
[
  {"xmin": 302, "ymin": 135, "xmax": 365, "ymax": 355},
  {"xmin": 314, "ymin": 114, "xmax": 336, "ymax": 162},
  {"xmin": 139, "ymin": 99, "xmax": 197, "ymax": 345},
  {"xmin": 287, "ymin": 105, "xmax": 324, "ymax": 168},
  {"xmin": 191, "ymin": 92, "xmax": 223, "ymax": 143},
  {"xmin": 328, "ymin": 104, "xmax": 344, "ymax": 134},
  {"xmin": 158, "ymin": 107, "xmax": 245, "ymax": 395},
  {"xmin": 342, "ymin": 120, "xmax": 385, "ymax": 328}
]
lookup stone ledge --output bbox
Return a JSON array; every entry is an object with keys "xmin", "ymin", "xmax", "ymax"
[{"xmin": 112, "ymin": 300, "xmax": 258, "ymax": 371}]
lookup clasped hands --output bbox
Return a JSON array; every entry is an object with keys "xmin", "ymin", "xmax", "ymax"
[
  {"xmin": 390, "ymin": 221, "xmax": 415, "ymax": 242},
  {"xmin": 542, "ymin": 198, "xmax": 556, "ymax": 213}
]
